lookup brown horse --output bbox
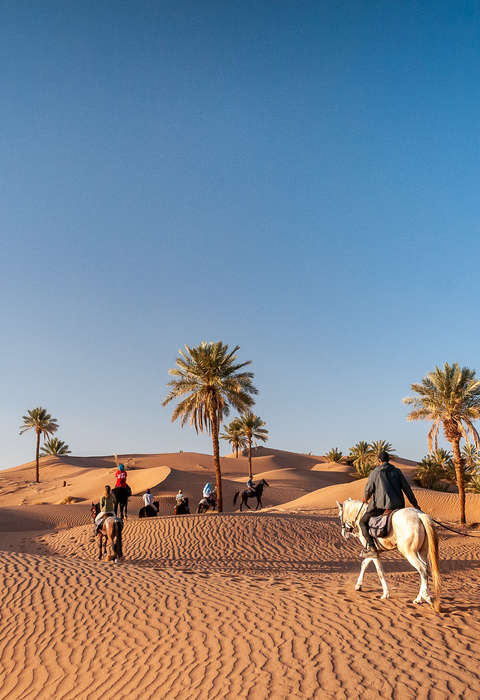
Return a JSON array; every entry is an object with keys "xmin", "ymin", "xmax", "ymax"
[{"xmin": 91, "ymin": 503, "xmax": 124, "ymax": 561}]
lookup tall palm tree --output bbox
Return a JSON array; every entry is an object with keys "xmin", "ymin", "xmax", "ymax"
[
  {"xmin": 404, "ymin": 362, "xmax": 480, "ymax": 523},
  {"xmin": 369, "ymin": 440, "xmax": 396, "ymax": 462},
  {"xmin": 220, "ymin": 418, "xmax": 247, "ymax": 458},
  {"xmin": 238, "ymin": 412, "xmax": 269, "ymax": 479},
  {"xmin": 19, "ymin": 407, "xmax": 59, "ymax": 482},
  {"xmin": 40, "ymin": 438, "xmax": 71, "ymax": 456},
  {"xmin": 163, "ymin": 342, "xmax": 257, "ymax": 512}
]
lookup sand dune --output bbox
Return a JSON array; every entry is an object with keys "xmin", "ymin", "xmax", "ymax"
[{"xmin": 1, "ymin": 449, "xmax": 479, "ymax": 698}]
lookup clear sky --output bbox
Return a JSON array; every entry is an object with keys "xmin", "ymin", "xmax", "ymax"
[{"xmin": 1, "ymin": 1, "xmax": 480, "ymax": 468}]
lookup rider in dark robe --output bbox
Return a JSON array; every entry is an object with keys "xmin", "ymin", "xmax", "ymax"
[
  {"xmin": 246, "ymin": 477, "xmax": 256, "ymax": 495},
  {"xmin": 359, "ymin": 451, "xmax": 420, "ymax": 558}
]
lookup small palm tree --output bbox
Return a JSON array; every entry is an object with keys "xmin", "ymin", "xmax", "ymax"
[
  {"xmin": 462, "ymin": 443, "xmax": 480, "ymax": 471},
  {"xmin": 415, "ymin": 455, "xmax": 445, "ymax": 490},
  {"xmin": 466, "ymin": 473, "xmax": 480, "ymax": 494},
  {"xmin": 19, "ymin": 407, "xmax": 59, "ymax": 482},
  {"xmin": 369, "ymin": 440, "xmax": 396, "ymax": 462},
  {"xmin": 404, "ymin": 363, "xmax": 480, "ymax": 523},
  {"xmin": 238, "ymin": 412, "xmax": 269, "ymax": 479},
  {"xmin": 163, "ymin": 342, "xmax": 257, "ymax": 512},
  {"xmin": 349, "ymin": 441, "xmax": 375, "ymax": 478},
  {"xmin": 326, "ymin": 448, "xmax": 343, "ymax": 463},
  {"xmin": 220, "ymin": 418, "xmax": 247, "ymax": 458},
  {"xmin": 40, "ymin": 438, "xmax": 71, "ymax": 456}
]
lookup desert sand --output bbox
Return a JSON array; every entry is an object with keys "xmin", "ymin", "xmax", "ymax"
[{"xmin": 0, "ymin": 449, "xmax": 479, "ymax": 699}]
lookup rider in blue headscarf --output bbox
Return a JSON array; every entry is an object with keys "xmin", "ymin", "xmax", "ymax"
[{"xmin": 202, "ymin": 482, "xmax": 212, "ymax": 499}]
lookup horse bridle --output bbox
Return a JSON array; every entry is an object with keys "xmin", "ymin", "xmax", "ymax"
[{"xmin": 339, "ymin": 502, "xmax": 364, "ymax": 539}]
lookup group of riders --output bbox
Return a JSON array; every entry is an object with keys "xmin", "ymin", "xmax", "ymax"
[
  {"xmin": 94, "ymin": 464, "xmax": 263, "ymax": 536},
  {"xmin": 94, "ymin": 452, "xmax": 419, "ymax": 563}
]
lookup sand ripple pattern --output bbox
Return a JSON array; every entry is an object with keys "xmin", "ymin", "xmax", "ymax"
[{"xmin": 0, "ymin": 514, "xmax": 479, "ymax": 699}]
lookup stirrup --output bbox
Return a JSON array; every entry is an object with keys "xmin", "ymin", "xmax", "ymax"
[{"xmin": 361, "ymin": 545, "xmax": 378, "ymax": 558}]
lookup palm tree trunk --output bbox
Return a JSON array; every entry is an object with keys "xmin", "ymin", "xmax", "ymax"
[
  {"xmin": 451, "ymin": 438, "xmax": 466, "ymax": 523},
  {"xmin": 235, "ymin": 443, "xmax": 239, "ymax": 459},
  {"xmin": 35, "ymin": 430, "xmax": 40, "ymax": 483},
  {"xmin": 211, "ymin": 416, "xmax": 223, "ymax": 513},
  {"xmin": 248, "ymin": 436, "xmax": 252, "ymax": 479}
]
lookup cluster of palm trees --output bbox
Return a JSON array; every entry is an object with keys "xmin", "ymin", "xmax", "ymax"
[
  {"xmin": 415, "ymin": 446, "xmax": 480, "ymax": 493},
  {"xmin": 163, "ymin": 341, "xmax": 267, "ymax": 512},
  {"xmin": 220, "ymin": 414, "xmax": 268, "ymax": 478},
  {"xmin": 325, "ymin": 441, "xmax": 396, "ymax": 477},
  {"xmin": 19, "ymin": 408, "xmax": 71, "ymax": 482},
  {"xmin": 404, "ymin": 362, "xmax": 480, "ymax": 523}
]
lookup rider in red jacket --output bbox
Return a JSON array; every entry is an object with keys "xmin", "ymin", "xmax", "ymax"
[{"xmin": 115, "ymin": 463, "xmax": 127, "ymax": 488}]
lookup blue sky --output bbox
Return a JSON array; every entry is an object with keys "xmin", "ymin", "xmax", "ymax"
[{"xmin": 1, "ymin": 1, "xmax": 480, "ymax": 467}]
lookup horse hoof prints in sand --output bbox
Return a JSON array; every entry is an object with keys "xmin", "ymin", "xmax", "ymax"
[{"xmin": 337, "ymin": 499, "xmax": 441, "ymax": 612}]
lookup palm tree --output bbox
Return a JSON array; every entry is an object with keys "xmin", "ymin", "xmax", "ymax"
[
  {"xmin": 404, "ymin": 362, "xmax": 480, "ymax": 523},
  {"xmin": 326, "ymin": 448, "xmax": 343, "ymax": 463},
  {"xmin": 462, "ymin": 443, "xmax": 480, "ymax": 471},
  {"xmin": 369, "ymin": 440, "xmax": 396, "ymax": 462},
  {"xmin": 19, "ymin": 407, "xmax": 59, "ymax": 482},
  {"xmin": 220, "ymin": 418, "xmax": 247, "ymax": 458},
  {"xmin": 163, "ymin": 342, "xmax": 257, "ymax": 512},
  {"xmin": 415, "ymin": 455, "xmax": 444, "ymax": 490},
  {"xmin": 40, "ymin": 438, "xmax": 71, "ymax": 456},
  {"xmin": 349, "ymin": 441, "xmax": 374, "ymax": 477},
  {"xmin": 238, "ymin": 412, "xmax": 269, "ymax": 479}
]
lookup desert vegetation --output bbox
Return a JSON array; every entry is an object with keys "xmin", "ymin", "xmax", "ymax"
[
  {"xmin": 404, "ymin": 362, "xmax": 480, "ymax": 522},
  {"xmin": 19, "ymin": 407, "xmax": 59, "ymax": 482},
  {"xmin": 163, "ymin": 341, "xmax": 257, "ymax": 511}
]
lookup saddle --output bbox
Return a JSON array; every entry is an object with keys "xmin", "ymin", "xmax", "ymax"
[{"xmin": 368, "ymin": 510, "xmax": 398, "ymax": 539}]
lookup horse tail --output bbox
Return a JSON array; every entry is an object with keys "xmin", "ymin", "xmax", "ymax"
[
  {"xmin": 419, "ymin": 512, "xmax": 441, "ymax": 613},
  {"xmin": 233, "ymin": 491, "xmax": 239, "ymax": 505},
  {"xmin": 113, "ymin": 520, "xmax": 123, "ymax": 559}
]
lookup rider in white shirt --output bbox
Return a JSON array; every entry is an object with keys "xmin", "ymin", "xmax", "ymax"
[{"xmin": 143, "ymin": 489, "xmax": 154, "ymax": 507}]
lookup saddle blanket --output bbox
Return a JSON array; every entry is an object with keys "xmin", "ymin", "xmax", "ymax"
[{"xmin": 368, "ymin": 510, "xmax": 398, "ymax": 539}]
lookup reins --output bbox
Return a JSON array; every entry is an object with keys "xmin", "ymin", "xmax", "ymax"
[{"xmin": 430, "ymin": 517, "xmax": 480, "ymax": 538}]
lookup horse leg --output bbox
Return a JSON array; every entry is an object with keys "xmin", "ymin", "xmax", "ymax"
[
  {"xmin": 404, "ymin": 551, "xmax": 430, "ymax": 605},
  {"xmin": 372, "ymin": 557, "xmax": 390, "ymax": 599},
  {"xmin": 98, "ymin": 533, "xmax": 103, "ymax": 560},
  {"xmin": 255, "ymin": 497, "xmax": 262, "ymax": 510},
  {"xmin": 355, "ymin": 558, "xmax": 370, "ymax": 591}
]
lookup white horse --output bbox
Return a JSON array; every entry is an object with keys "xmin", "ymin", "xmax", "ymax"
[{"xmin": 337, "ymin": 499, "xmax": 440, "ymax": 612}]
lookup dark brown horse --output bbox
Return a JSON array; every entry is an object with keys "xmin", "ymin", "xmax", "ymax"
[
  {"xmin": 113, "ymin": 485, "xmax": 131, "ymax": 520},
  {"xmin": 139, "ymin": 501, "xmax": 160, "ymax": 518},
  {"xmin": 91, "ymin": 503, "xmax": 124, "ymax": 561},
  {"xmin": 233, "ymin": 479, "xmax": 269, "ymax": 511}
]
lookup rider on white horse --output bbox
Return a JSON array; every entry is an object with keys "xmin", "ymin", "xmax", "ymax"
[{"xmin": 359, "ymin": 450, "xmax": 420, "ymax": 558}]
